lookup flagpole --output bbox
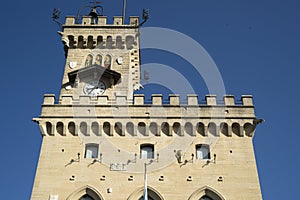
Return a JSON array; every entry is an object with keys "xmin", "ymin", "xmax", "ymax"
[
  {"xmin": 122, "ymin": 0, "xmax": 127, "ymax": 24},
  {"xmin": 143, "ymin": 163, "xmax": 148, "ymax": 200}
]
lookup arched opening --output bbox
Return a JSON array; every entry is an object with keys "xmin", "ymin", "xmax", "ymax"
[
  {"xmin": 96, "ymin": 36, "xmax": 104, "ymax": 48},
  {"xmin": 149, "ymin": 122, "xmax": 159, "ymax": 136},
  {"xmin": 104, "ymin": 55, "xmax": 112, "ymax": 69},
  {"xmin": 68, "ymin": 122, "xmax": 76, "ymax": 136},
  {"xmin": 127, "ymin": 186, "xmax": 164, "ymax": 200},
  {"xmin": 185, "ymin": 122, "xmax": 194, "ymax": 136},
  {"xmin": 94, "ymin": 54, "xmax": 102, "ymax": 65},
  {"xmin": 80, "ymin": 122, "xmax": 88, "ymax": 136},
  {"xmin": 56, "ymin": 122, "xmax": 64, "ymax": 136},
  {"xmin": 116, "ymin": 36, "xmax": 124, "ymax": 49},
  {"xmin": 161, "ymin": 122, "xmax": 170, "ymax": 136},
  {"xmin": 78, "ymin": 36, "xmax": 84, "ymax": 48},
  {"xmin": 91, "ymin": 122, "xmax": 99, "ymax": 135},
  {"xmin": 220, "ymin": 122, "xmax": 229, "ymax": 136},
  {"xmin": 196, "ymin": 122, "xmax": 205, "ymax": 136},
  {"xmin": 188, "ymin": 186, "xmax": 225, "ymax": 200},
  {"xmin": 126, "ymin": 35, "xmax": 135, "ymax": 50},
  {"xmin": 114, "ymin": 122, "xmax": 123, "ymax": 136},
  {"xmin": 232, "ymin": 123, "xmax": 241, "ymax": 136},
  {"xmin": 68, "ymin": 35, "xmax": 75, "ymax": 48},
  {"xmin": 138, "ymin": 122, "xmax": 147, "ymax": 136},
  {"xmin": 80, "ymin": 194, "xmax": 94, "ymax": 200},
  {"xmin": 87, "ymin": 36, "xmax": 94, "ymax": 49},
  {"xmin": 126, "ymin": 122, "xmax": 135, "ymax": 136},
  {"xmin": 106, "ymin": 36, "xmax": 113, "ymax": 49},
  {"xmin": 199, "ymin": 195, "xmax": 213, "ymax": 200},
  {"xmin": 85, "ymin": 54, "xmax": 93, "ymax": 67},
  {"xmin": 46, "ymin": 122, "xmax": 52, "ymax": 135},
  {"xmin": 244, "ymin": 123, "xmax": 255, "ymax": 137},
  {"xmin": 66, "ymin": 185, "xmax": 104, "ymax": 200},
  {"xmin": 173, "ymin": 122, "xmax": 181, "ymax": 136},
  {"xmin": 208, "ymin": 122, "xmax": 217, "ymax": 136},
  {"xmin": 103, "ymin": 122, "xmax": 111, "ymax": 136}
]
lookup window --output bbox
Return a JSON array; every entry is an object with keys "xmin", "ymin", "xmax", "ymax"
[
  {"xmin": 80, "ymin": 194, "xmax": 94, "ymax": 200},
  {"xmin": 140, "ymin": 144, "xmax": 154, "ymax": 159},
  {"xmin": 85, "ymin": 144, "xmax": 99, "ymax": 159},
  {"xmin": 139, "ymin": 197, "xmax": 154, "ymax": 200},
  {"xmin": 196, "ymin": 144, "xmax": 210, "ymax": 160},
  {"xmin": 200, "ymin": 195, "xmax": 213, "ymax": 200}
]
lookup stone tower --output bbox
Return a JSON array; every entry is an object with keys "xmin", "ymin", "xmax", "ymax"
[{"xmin": 31, "ymin": 5, "xmax": 263, "ymax": 200}]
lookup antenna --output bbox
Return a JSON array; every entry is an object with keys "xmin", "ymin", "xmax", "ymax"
[
  {"xmin": 52, "ymin": 8, "xmax": 62, "ymax": 29},
  {"xmin": 139, "ymin": 9, "xmax": 150, "ymax": 26},
  {"xmin": 122, "ymin": 0, "xmax": 127, "ymax": 25}
]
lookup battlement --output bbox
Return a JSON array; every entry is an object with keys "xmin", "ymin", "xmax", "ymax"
[
  {"xmin": 64, "ymin": 16, "xmax": 139, "ymax": 27},
  {"xmin": 43, "ymin": 94, "xmax": 253, "ymax": 106}
]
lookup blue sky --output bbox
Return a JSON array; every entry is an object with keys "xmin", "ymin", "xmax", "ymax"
[{"xmin": 0, "ymin": 0, "xmax": 299, "ymax": 199}]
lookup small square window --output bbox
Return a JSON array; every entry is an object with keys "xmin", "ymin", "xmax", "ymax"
[
  {"xmin": 140, "ymin": 144, "xmax": 154, "ymax": 159},
  {"xmin": 196, "ymin": 144, "xmax": 210, "ymax": 160},
  {"xmin": 85, "ymin": 144, "xmax": 99, "ymax": 159}
]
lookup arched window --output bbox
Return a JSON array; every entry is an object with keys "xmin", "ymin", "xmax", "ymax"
[
  {"xmin": 87, "ymin": 36, "xmax": 94, "ymax": 49},
  {"xmin": 80, "ymin": 122, "xmax": 88, "ymax": 136},
  {"xmin": 200, "ymin": 195, "xmax": 213, "ymax": 200},
  {"xmin": 46, "ymin": 122, "xmax": 52, "ymax": 135},
  {"xmin": 149, "ymin": 122, "xmax": 158, "ymax": 136},
  {"xmin": 140, "ymin": 144, "xmax": 154, "ymax": 159},
  {"xmin": 106, "ymin": 36, "xmax": 113, "ymax": 49},
  {"xmin": 56, "ymin": 122, "xmax": 64, "ymax": 135},
  {"xmin": 126, "ymin": 35, "xmax": 135, "ymax": 50},
  {"xmin": 139, "ymin": 197, "xmax": 154, "ymax": 200},
  {"xmin": 80, "ymin": 194, "xmax": 94, "ymax": 200},
  {"xmin": 85, "ymin": 54, "xmax": 93, "ymax": 67},
  {"xmin": 94, "ymin": 54, "xmax": 102, "ymax": 65},
  {"xmin": 68, "ymin": 122, "xmax": 76, "ymax": 136},
  {"xmin": 78, "ymin": 36, "xmax": 84, "ymax": 48},
  {"xmin": 104, "ymin": 55, "xmax": 112, "ymax": 68},
  {"xmin": 85, "ymin": 144, "xmax": 99, "ymax": 159},
  {"xmin": 138, "ymin": 122, "xmax": 146, "ymax": 136},
  {"xmin": 116, "ymin": 36, "xmax": 124, "ymax": 49},
  {"xmin": 196, "ymin": 144, "xmax": 210, "ymax": 160}
]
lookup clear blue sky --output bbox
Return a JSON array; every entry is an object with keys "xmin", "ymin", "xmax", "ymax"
[{"xmin": 0, "ymin": 0, "xmax": 299, "ymax": 199}]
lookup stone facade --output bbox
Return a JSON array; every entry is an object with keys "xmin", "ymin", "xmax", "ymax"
[{"xmin": 30, "ymin": 12, "xmax": 262, "ymax": 200}]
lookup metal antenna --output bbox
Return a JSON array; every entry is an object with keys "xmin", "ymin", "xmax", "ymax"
[
  {"xmin": 122, "ymin": 0, "xmax": 127, "ymax": 25},
  {"xmin": 52, "ymin": 8, "xmax": 62, "ymax": 29}
]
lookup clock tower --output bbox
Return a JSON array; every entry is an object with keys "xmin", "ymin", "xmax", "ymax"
[
  {"xmin": 59, "ymin": 7, "xmax": 141, "ymax": 101},
  {"xmin": 31, "ymin": 4, "xmax": 263, "ymax": 200}
]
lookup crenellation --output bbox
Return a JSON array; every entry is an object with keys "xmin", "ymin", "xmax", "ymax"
[
  {"xmin": 64, "ymin": 16, "xmax": 139, "ymax": 26},
  {"xmin": 43, "ymin": 94, "xmax": 56, "ymax": 105},
  {"xmin": 65, "ymin": 16, "xmax": 76, "ymax": 25},
  {"xmin": 53, "ymin": 94, "xmax": 255, "ymax": 107},
  {"xmin": 224, "ymin": 95, "xmax": 235, "ymax": 106},
  {"xmin": 187, "ymin": 94, "xmax": 198, "ymax": 106},
  {"xmin": 206, "ymin": 95, "xmax": 217, "ymax": 106},
  {"xmin": 241, "ymin": 95, "xmax": 253, "ymax": 106},
  {"xmin": 113, "ymin": 16, "xmax": 123, "ymax": 25},
  {"xmin": 133, "ymin": 94, "xmax": 144, "ymax": 105},
  {"xmin": 152, "ymin": 94, "xmax": 163, "ymax": 105},
  {"xmin": 169, "ymin": 94, "xmax": 180, "ymax": 106}
]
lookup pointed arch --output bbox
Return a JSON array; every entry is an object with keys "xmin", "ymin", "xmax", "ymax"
[
  {"xmin": 127, "ymin": 186, "xmax": 164, "ymax": 200},
  {"xmin": 188, "ymin": 186, "xmax": 225, "ymax": 200},
  {"xmin": 66, "ymin": 185, "xmax": 104, "ymax": 200}
]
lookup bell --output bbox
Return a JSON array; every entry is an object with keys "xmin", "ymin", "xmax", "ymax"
[{"xmin": 89, "ymin": 7, "xmax": 98, "ymax": 18}]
